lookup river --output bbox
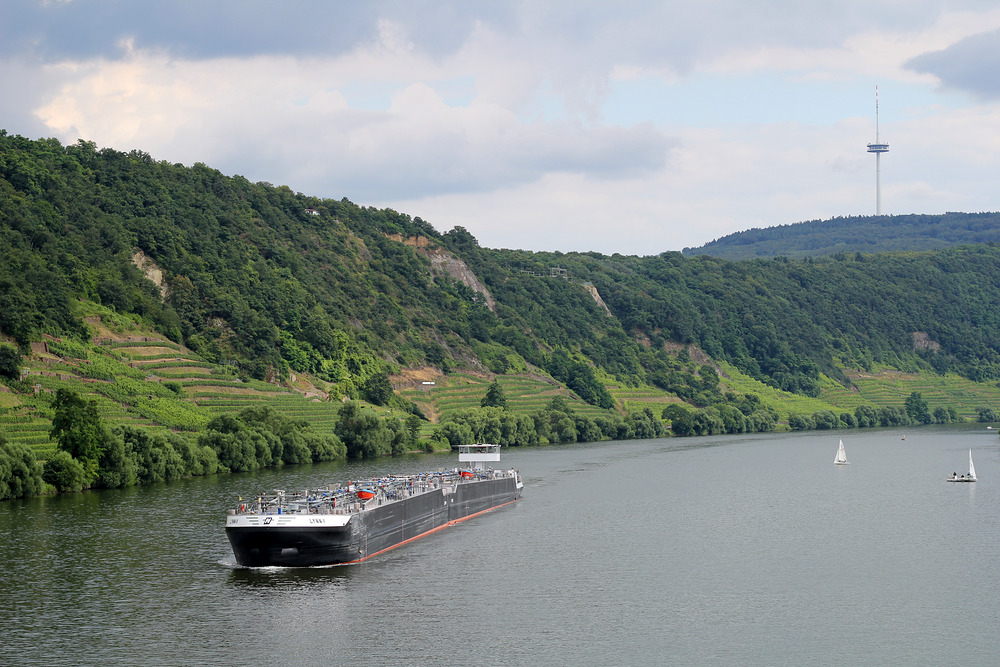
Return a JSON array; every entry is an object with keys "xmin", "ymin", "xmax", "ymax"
[{"xmin": 2, "ymin": 425, "xmax": 999, "ymax": 666}]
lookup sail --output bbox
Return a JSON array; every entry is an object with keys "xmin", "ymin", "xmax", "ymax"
[
  {"xmin": 835, "ymin": 440, "xmax": 848, "ymax": 464},
  {"xmin": 969, "ymin": 449, "xmax": 977, "ymax": 480}
]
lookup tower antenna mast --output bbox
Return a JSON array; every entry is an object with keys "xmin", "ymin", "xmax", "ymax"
[{"xmin": 866, "ymin": 86, "xmax": 889, "ymax": 215}]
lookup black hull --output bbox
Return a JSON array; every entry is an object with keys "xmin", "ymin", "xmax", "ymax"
[{"xmin": 227, "ymin": 476, "xmax": 519, "ymax": 567}]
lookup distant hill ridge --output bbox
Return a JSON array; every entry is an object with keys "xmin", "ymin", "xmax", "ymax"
[{"xmin": 683, "ymin": 212, "xmax": 1000, "ymax": 260}]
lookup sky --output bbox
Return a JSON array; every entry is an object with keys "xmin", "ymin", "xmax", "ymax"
[{"xmin": 3, "ymin": 1, "xmax": 1000, "ymax": 256}]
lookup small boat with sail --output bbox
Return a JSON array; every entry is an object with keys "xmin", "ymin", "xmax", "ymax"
[
  {"xmin": 947, "ymin": 449, "xmax": 977, "ymax": 483},
  {"xmin": 834, "ymin": 439, "xmax": 849, "ymax": 465}
]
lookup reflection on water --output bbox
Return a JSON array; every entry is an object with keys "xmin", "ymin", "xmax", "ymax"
[{"xmin": 226, "ymin": 562, "xmax": 353, "ymax": 589}]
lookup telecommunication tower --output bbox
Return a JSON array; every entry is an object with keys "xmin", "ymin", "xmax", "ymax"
[{"xmin": 866, "ymin": 86, "xmax": 889, "ymax": 215}]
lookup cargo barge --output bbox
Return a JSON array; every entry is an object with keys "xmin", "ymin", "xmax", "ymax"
[{"xmin": 226, "ymin": 444, "xmax": 522, "ymax": 567}]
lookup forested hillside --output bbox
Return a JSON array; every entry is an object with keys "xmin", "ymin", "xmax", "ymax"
[
  {"xmin": 684, "ymin": 212, "xmax": 1000, "ymax": 260},
  {"xmin": 4, "ymin": 131, "xmax": 1000, "ymax": 495},
  {"xmin": 527, "ymin": 247, "xmax": 1000, "ymax": 392}
]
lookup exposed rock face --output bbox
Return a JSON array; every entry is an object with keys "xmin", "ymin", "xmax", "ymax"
[
  {"xmin": 422, "ymin": 247, "xmax": 497, "ymax": 313},
  {"xmin": 583, "ymin": 283, "xmax": 613, "ymax": 317},
  {"xmin": 385, "ymin": 233, "xmax": 615, "ymax": 319},
  {"xmin": 384, "ymin": 233, "xmax": 496, "ymax": 311},
  {"xmin": 132, "ymin": 250, "xmax": 168, "ymax": 300},
  {"xmin": 385, "ymin": 233, "xmax": 431, "ymax": 247},
  {"xmin": 912, "ymin": 331, "xmax": 941, "ymax": 352}
]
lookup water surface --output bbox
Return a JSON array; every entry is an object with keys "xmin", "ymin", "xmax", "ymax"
[{"xmin": 2, "ymin": 426, "xmax": 998, "ymax": 666}]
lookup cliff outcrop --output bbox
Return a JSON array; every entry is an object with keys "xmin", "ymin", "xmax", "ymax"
[{"xmin": 421, "ymin": 246, "xmax": 497, "ymax": 313}]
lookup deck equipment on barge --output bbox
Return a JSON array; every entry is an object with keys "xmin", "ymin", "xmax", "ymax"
[{"xmin": 226, "ymin": 444, "xmax": 522, "ymax": 567}]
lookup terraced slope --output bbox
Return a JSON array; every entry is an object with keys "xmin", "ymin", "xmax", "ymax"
[
  {"xmin": 1, "ymin": 321, "xmax": 345, "ymax": 457},
  {"xmin": 397, "ymin": 372, "xmax": 613, "ymax": 423},
  {"xmin": 838, "ymin": 369, "xmax": 1000, "ymax": 419}
]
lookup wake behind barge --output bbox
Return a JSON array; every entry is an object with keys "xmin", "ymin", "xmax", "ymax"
[{"xmin": 226, "ymin": 444, "xmax": 523, "ymax": 567}]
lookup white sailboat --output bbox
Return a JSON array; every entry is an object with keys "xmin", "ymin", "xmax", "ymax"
[
  {"xmin": 834, "ymin": 439, "xmax": 849, "ymax": 465},
  {"xmin": 947, "ymin": 449, "xmax": 977, "ymax": 482}
]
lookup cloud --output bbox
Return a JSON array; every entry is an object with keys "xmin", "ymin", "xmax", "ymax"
[
  {"xmin": 0, "ymin": 1, "xmax": 375, "ymax": 60},
  {"xmin": 384, "ymin": 97, "xmax": 1000, "ymax": 255},
  {"xmin": 906, "ymin": 29, "xmax": 1000, "ymax": 98},
  {"xmin": 384, "ymin": 121, "xmax": 870, "ymax": 254},
  {"xmin": 31, "ymin": 45, "xmax": 674, "ymax": 203},
  {"xmin": 0, "ymin": 1, "xmax": 516, "ymax": 61}
]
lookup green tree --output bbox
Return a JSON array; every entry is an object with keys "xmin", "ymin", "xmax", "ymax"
[
  {"xmin": 0, "ymin": 437, "xmax": 45, "ymax": 499},
  {"xmin": 670, "ymin": 412, "xmax": 694, "ymax": 436},
  {"xmin": 812, "ymin": 410, "xmax": 840, "ymax": 429},
  {"xmin": 692, "ymin": 410, "xmax": 724, "ymax": 435},
  {"xmin": 854, "ymin": 405, "xmax": 878, "ymax": 427},
  {"xmin": 976, "ymin": 407, "xmax": 997, "ymax": 423},
  {"xmin": 788, "ymin": 414, "xmax": 814, "ymax": 431},
  {"xmin": 301, "ymin": 431, "xmax": 345, "ymax": 462},
  {"xmin": 199, "ymin": 413, "xmax": 264, "ymax": 472},
  {"xmin": 0, "ymin": 343, "xmax": 22, "ymax": 381},
  {"xmin": 877, "ymin": 406, "xmax": 910, "ymax": 426},
  {"xmin": 118, "ymin": 425, "xmax": 187, "ymax": 483},
  {"xmin": 199, "ymin": 430, "xmax": 260, "ymax": 473},
  {"xmin": 662, "ymin": 403, "xmax": 694, "ymax": 436},
  {"xmin": 97, "ymin": 432, "xmax": 139, "ymax": 489},
  {"xmin": 839, "ymin": 412, "xmax": 858, "ymax": 428},
  {"xmin": 362, "ymin": 373, "xmax": 394, "ymax": 406},
  {"xmin": 932, "ymin": 406, "xmax": 953, "ymax": 424},
  {"xmin": 387, "ymin": 418, "xmax": 408, "ymax": 455},
  {"xmin": 552, "ymin": 416, "xmax": 577, "ymax": 443},
  {"xmin": 335, "ymin": 400, "xmax": 394, "ymax": 458},
  {"xmin": 49, "ymin": 388, "xmax": 107, "ymax": 482},
  {"xmin": 626, "ymin": 407, "xmax": 665, "ymax": 438},
  {"xmin": 904, "ymin": 392, "xmax": 931, "ymax": 424},
  {"xmin": 405, "ymin": 414, "xmax": 422, "ymax": 445},
  {"xmin": 440, "ymin": 420, "xmax": 475, "ymax": 446},
  {"xmin": 548, "ymin": 396, "xmax": 571, "ymax": 413},
  {"xmin": 481, "ymin": 380, "xmax": 508, "ymax": 409},
  {"xmin": 43, "ymin": 451, "xmax": 88, "ymax": 492},
  {"xmin": 698, "ymin": 364, "xmax": 720, "ymax": 390}
]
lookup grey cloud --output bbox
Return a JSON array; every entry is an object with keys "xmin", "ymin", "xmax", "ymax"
[
  {"xmin": 0, "ymin": 1, "xmax": 378, "ymax": 60},
  {"xmin": 0, "ymin": 0, "xmax": 512, "ymax": 61},
  {"xmin": 210, "ymin": 117, "xmax": 675, "ymax": 202},
  {"xmin": 511, "ymin": 1, "xmax": 966, "ymax": 75},
  {"xmin": 348, "ymin": 124, "xmax": 673, "ymax": 201},
  {"xmin": 2, "ymin": 1, "xmax": 972, "ymax": 68},
  {"xmin": 508, "ymin": 120, "xmax": 673, "ymax": 180},
  {"xmin": 906, "ymin": 30, "xmax": 1000, "ymax": 99},
  {"xmin": 0, "ymin": 61, "xmax": 73, "ymax": 137}
]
